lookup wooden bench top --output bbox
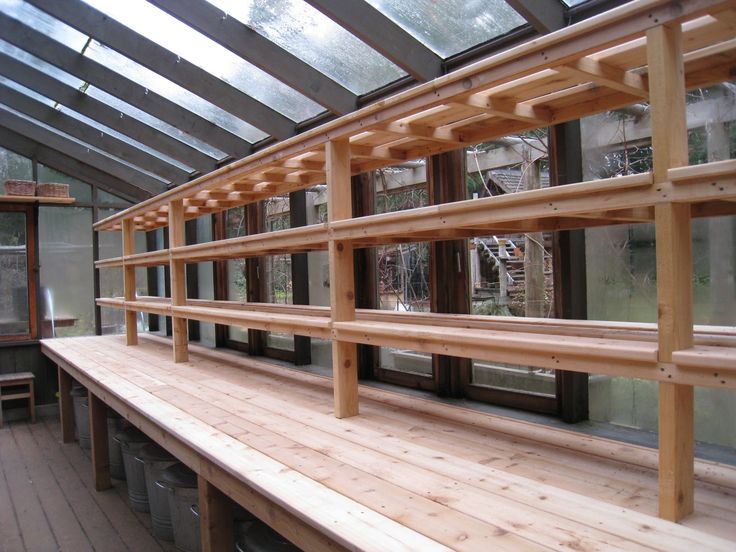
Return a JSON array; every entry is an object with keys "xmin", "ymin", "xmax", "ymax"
[
  {"xmin": 41, "ymin": 335, "xmax": 736, "ymax": 551},
  {"xmin": 0, "ymin": 372, "xmax": 35, "ymax": 383}
]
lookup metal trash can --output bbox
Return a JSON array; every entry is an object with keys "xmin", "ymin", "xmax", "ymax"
[
  {"xmin": 159, "ymin": 462, "xmax": 200, "ymax": 552},
  {"xmin": 233, "ymin": 505, "xmax": 257, "ymax": 544},
  {"xmin": 115, "ymin": 426, "xmax": 151, "ymax": 512},
  {"xmin": 137, "ymin": 443, "xmax": 177, "ymax": 541},
  {"xmin": 70, "ymin": 385, "xmax": 90, "ymax": 449},
  {"xmin": 236, "ymin": 522, "xmax": 301, "ymax": 552},
  {"xmin": 107, "ymin": 411, "xmax": 126, "ymax": 480}
]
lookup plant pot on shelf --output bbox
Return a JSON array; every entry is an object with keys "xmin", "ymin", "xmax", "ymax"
[
  {"xmin": 4, "ymin": 179, "xmax": 36, "ymax": 196},
  {"xmin": 36, "ymin": 182, "xmax": 70, "ymax": 198}
]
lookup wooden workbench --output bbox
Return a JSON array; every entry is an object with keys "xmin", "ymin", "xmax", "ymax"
[{"xmin": 43, "ymin": 334, "xmax": 736, "ymax": 551}]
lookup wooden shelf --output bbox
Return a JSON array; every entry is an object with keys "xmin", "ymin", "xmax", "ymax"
[
  {"xmin": 93, "ymin": 2, "xmax": 736, "ymax": 232},
  {"xmin": 0, "ymin": 195, "xmax": 75, "ymax": 205}
]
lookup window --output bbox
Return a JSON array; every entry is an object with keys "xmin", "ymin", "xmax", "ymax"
[{"xmin": 0, "ymin": 205, "xmax": 36, "ymax": 340}]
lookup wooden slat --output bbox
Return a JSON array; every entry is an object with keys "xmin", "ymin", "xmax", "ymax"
[
  {"xmin": 327, "ymin": 139, "xmax": 359, "ymax": 419},
  {"xmin": 169, "ymin": 199, "xmax": 188, "ymax": 363},
  {"xmin": 648, "ymin": 23, "xmax": 695, "ymax": 523},
  {"xmin": 121, "ymin": 219, "xmax": 138, "ymax": 346}
]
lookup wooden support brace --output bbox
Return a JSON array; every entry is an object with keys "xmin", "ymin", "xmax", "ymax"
[
  {"xmin": 57, "ymin": 366, "xmax": 75, "ymax": 443},
  {"xmin": 327, "ymin": 139, "xmax": 359, "ymax": 418},
  {"xmin": 88, "ymin": 391, "xmax": 112, "ymax": 491},
  {"xmin": 169, "ymin": 199, "xmax": 189, "ymax": 363},
  {"xmin": 647, "ymin": 23, "xmax": 695, "ymax": 522},
  {"xmin": 557, "ymin": 57, "xmax": 649, "ymax": 98},
  {"xmin": 122, "ymin": 219, "xmax": 138, "ymax": 346},
  {"xmin": 198, "ymin": 476, "xmax": 234, "ymax": 552}
]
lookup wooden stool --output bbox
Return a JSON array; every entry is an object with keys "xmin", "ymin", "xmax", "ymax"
[{"xmin": 0, "ymin": 372, "xmax": 35, "ymax": 427}]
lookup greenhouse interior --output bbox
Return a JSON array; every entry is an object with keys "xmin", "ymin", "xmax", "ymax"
[{"xmin": 0, "ymin": 0, "xmax": 735, "ymax": 550}]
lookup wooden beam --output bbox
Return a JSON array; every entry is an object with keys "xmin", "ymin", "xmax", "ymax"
[
  {"xmin": 557, "ymin": 57, "xmax": 649, "ymax": 98},
  {"xmin": 197, "ymin": 476, "xmax": 234, "ymax": 552},
  {"xmin": 57, "ymin": 367, "xmax": 75, "ymax": 443},
  {"xmin": 88, "ymin": 391, "xmax": 112, "ymax": 491},
  {"xmin": 460, "ymin": 96, "xmax": 553, "ymax": 125},
  {"xmin": 647, "ymin": 23, "xmax": 695, "ymax": 523},
  {"xmin": 327, "ymin": 139, "xmax": 359, "ymax": 418},
  {"xmin": 169, "ymin": 199, "xmax": 189, "ymax": 363},
  {"xmin": 122, "ymin": 219, "xmax": 138, "ymax": 346}
]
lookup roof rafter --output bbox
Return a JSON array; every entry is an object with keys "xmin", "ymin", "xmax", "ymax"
[
  {"xmin": 505, "ymin": 0, "xmax": 566, "ymax": 34},
  {"xmin": 148, "ymin": 0, "xmax": 357, "ymax": 115},
  {"xmin": 0, "ymin": 12, "xmax": 251, "ymax": 161},
  {"xmin": 0, "ymin": 125, "xmax": 151, "ymax": 202},
  {"xmin": 304, "ymin": 0, "xmax": 442, "ymax": 82},
  {"xmin": 0, "ymin": 107, "xmax": 167, "ymax": 195},
  {"xmin": 0, "ymin": 53, "xmax": 215, "ymax": 174},
  {"xmin": 26, "ymin": 0, "xmax": 297, "ymax": 140},
  {"xmin": 0, "ymin": 81, "xmax": 191, "ymax": 185}
]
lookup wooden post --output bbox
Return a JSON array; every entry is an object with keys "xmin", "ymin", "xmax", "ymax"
[
  {"xmin": 198, "ymin": 476, "xmax": 233, "ymax": 552},
  {"xmin": 522, "ymin": 146, "xmax": 545, "ymax": 318},
  {"xmin": 88, "ymin": 391, "xmax": 111, "ymax": 491},
  {"xmin": 647, "ymin": 23, "xmax": 695, "ymax": 522},
  {"xmin": 169, "ymin": 199, "xmax": 189, "ymax": 363},
  {"xmin": 57, "ymin": 366, "xmax": 74, "ymax": 443},
  {"xmin": 327, "ymin": 139, "xmax": 359, "ymax": 418},
  {"xmin": 122, "ymin": 219, "xmax": 138, "ymax": 346}
]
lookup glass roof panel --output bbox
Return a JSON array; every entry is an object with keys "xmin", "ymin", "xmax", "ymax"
[
  {"xmin": 562, "ymin": 0, "xmax": 589, "ymax": 6},
  {"xmin": 82, "ymin": 0, "xmax": 324, "ymax": 122},
  {"xmin": 206, "ymin": 0, "xmax": 406, "ymax": 95},
  {"xmin": 0, "ymin": 0, "xmax": 89, "ymax": 52},
  {"xmin": 0, "ymin": 39, "xmax": 85, "ymax": 89},
  {"xmin": 85, "ymin": 86, "xmax": 228, "ymax": 159},
  {"xmin": 0, "ymin": 103, "xmax": 168, "ymax": 182},
  {"xmin": 363, "ymin": 0, "xmax": 527, "ymax": 58},
  {"xmin": 59, "ymin": 107, "xmax": 195, "ymax": 173},
  {"xmin": 84, "ymin": 41, "xmax": 268, "ymax": 144}
]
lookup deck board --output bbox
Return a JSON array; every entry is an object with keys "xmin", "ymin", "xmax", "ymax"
[
  {"xmin": 43, "ymin": 334, "xmax": 736, "ymax": 551},
  {"xmin": 0, "ymin": 417, "xmax": 175, "ymax": 552}
]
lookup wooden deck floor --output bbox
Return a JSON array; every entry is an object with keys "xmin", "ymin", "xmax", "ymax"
[
  {"xmin": 42, "ymin": 334, "xmax": 736, "ymax": 551},
  {"xmin": 0, "ymin": 416, "xmax": 176, "ymax": 552}
]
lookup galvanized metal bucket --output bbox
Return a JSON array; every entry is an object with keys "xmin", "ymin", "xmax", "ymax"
[
  {"xmin": 137, "ymin": 443, "xmax": 177, "ymax": 541},
  {"xmin": 160, "ymin": 463, "xmax": 200, "ymax": 552},
  {"xmin": 237, "ymin": 521, "xmax": 301, "ymax": 552},
  {"xmin": 115, "ymin": 427, "xmax": 151, "ymax": 512},
  {"xmin": 70, "ymin": 385, "xmax": 90, "ymax": 449}
]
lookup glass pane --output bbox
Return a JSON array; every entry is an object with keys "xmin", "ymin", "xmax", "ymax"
[
  {"xmin": 0, "ymin": 0, "xmax": 89, "ymax": 52},
  {"xmin": 39, "ymin": 206, "xmax": 94, "ymax": 337},
  {"xmin": 85, "ymin": 86, "xmax": 228, "ymax": 159},
  {"xmin": 584, "ymin": 83, "xmax": 736, "ymax": 449},
  {"xmin": 0, "ymin": 39, "xmax": 85, "ymax": 89},
  {"xmin": 0, "ymin": 145, "xmax": 32, "ymax": 182},
  {"xmin": 82, "ymin": 0, "xmax": 324, "ymax": 122},
  {"xmin": 37, "ymin": 164, "xmax": 92, "ymax": 202},
  {"xmin": 84, "ymin": 41, "xmax": 267, "ymax": 144},
  {"xmin": 226, "ymin": 207, "xmax": 248, "ymax": 343},
  {"xmin": 207, "ymin": 0, "xmax": 406, "ymax": 95},
  {"xmin": 0, "ymin": 211, "xmax": 29, "ymax": 336},
  {"xmin": 97, "ymin": 188, "xmax": 131, "ymax": 206},
  {"xmin": 364, "ymin": 0, "xmax": 526, "ymax": 58},
  {"xmin": 265, "ymin": 197, "xmax": 293, "ymax": 351},
  {"xmin": 376, "ymin": 172, "xmax": 431, "ymax": 376},
  {"xmin": 562, "ymin": 0, "xmax": 589, "ymax": 6}
]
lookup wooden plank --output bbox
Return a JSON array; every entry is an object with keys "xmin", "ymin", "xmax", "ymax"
[
  {"xmin": 122, "ymin": 219, "xmax": 138, "ymax": 346},
  {"xmin": 647, "ymin": 23, "xmax": 695, "ymax": 523},
  {"xmin": 169, "ymin": 199, "xmax": 188, "ymax": 363},
  {"xmin": 58, "ymin": 365, "xmax": 75, "ymax": 443},
  {"xmin": 198, "ymin": 476, "xmax": 234, "ymax": 552},
  {"xmin": 327, "ymin": 139, "xmax": 358, "ymax": 419},
  {"xmin": 88, "ymin": 391, "xmax": 112, "ymax": 492}
]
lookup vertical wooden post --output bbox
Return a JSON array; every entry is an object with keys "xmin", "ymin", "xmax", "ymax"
[
  {"xmin": 169, "ymin": 199, "xmax": 189, "ymax": 363},
  {"xmin": 327, "ymin": 139, "xmax": 359, "ymax": 418},
  {"xmin": 58, "ymin": 367, "xmax": 75, "ymax": 443},
  {"xmin": 647, "ymin": 23, "xmax": 694, "ymax": 522},
  {"xmin": 198, "ymin": 476, "xmax": 233, "ymax": 552},
  {"xmin": 88, "ymin": 391, "xmax": 111, "ymax": 491},
  {"xmin": 122, "ymin": 219, "xmax": 138, "ymax": 346}
]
